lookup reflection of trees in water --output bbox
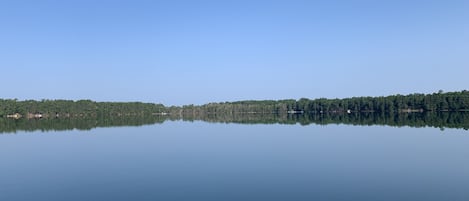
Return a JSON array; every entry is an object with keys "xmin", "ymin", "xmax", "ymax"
[
  {"xmin": 1, "ymin": 112, "xmax": 468, "ymax": 133},
  {"xmin": 0, "ymin": 115, "xmax": 167, "ymax": 133},
  {"xmin": 179, "ymin": 112, "xmax": 469, "ymax": 130}
]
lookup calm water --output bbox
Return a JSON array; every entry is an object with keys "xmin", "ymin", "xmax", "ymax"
[{"xmin": 0, "ymin": 120, "xmax": 468, "ymax": 201}]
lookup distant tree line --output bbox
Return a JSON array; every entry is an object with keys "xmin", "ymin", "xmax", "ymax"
[
  {"xmin": 171, "ymin": 90, "xmax": 469, "ymax": 114},
  {"xmin": 0, "ymin": 99, "xmax": 167, "ymax": 118},
  {"xmin": 0, "ymin": 91, "xmax": 468, "ymax": 119}
]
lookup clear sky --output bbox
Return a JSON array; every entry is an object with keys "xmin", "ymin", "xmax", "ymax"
[{"xmin": 1, "ymin": 1, "xmax": 468, "ymax": 105}]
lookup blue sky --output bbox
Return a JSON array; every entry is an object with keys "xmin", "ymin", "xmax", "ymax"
[{"xmin": 1, "ymin": 1, "xmax": 468, "ymax": 105}]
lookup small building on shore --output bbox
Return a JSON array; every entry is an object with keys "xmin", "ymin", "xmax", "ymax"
[
  {"xmin": 27, "ymin": 113, "xmax": 44, "ymax": 119},
  {"xmin": 287, "ymin": 110, "xmax": 304, "ymax": 114},
  {"xmin": 6, "ymin": 113, "xmax": 22, "ymax": 119}
]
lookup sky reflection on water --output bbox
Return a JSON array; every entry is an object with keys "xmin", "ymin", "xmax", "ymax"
[{"xmin": 0, "ymin": 122, "xmax": 468, "ymax": 201}]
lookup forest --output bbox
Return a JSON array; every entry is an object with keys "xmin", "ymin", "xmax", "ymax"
[
  {"xmin": 0, "ymin": 90, "xmax": 468, "ymax": 118},
  {"xmin": 0, "ymin": 99, "xmax": 167, "ymax": 118},
  {"xmin": 173, "ymin": 90, "xmax": 469, "ymax": 115}
]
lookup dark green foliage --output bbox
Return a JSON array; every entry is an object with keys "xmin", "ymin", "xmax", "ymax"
[
  {"xmin": 0, "ymin": 99, "xmax": 167, "ymax": 118},
  {"xmin": 169, "ymin": 90, "xmax": 469, "ymax": 114},
  {"xmin": 2, "ymin": 90, "xmax": 467, "ymax": 133},
  {"xmin": 0, "ymin": 91, "xmax": 468, "ymax": 119}
]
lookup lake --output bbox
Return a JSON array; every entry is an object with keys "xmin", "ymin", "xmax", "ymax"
[{"xmin": 0, "ymin": 114, "xmax": 468, "ymax": 201}]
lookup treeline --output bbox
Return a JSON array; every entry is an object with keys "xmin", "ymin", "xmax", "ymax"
[
  {"xmin": 0, "ymin": 99, "xmax": 167, "ymax": 118},
  {"xmin": 172, "ymin": 90, "xmax": 469, "ymax": 114},
  {"xmin": 0, "ymin": 91, "xmax": 468, "ymax": 118}
]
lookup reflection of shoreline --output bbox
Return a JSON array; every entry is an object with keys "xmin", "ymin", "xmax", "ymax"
[
  {"xmin": 1, "ymin": 112, "xmax": 468, "ymax": 133},
  {"xmin": 0, "ymin": 116, "xmax": 168, "ymax": 134},
  {"xmin": 179, "ymin": 112, "xmax": 469, "ymax": 130}
]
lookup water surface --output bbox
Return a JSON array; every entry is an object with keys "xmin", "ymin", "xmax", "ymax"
[{"xmin": 0, "ymin": 119, "xmax": 468, "ymax": 201}]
